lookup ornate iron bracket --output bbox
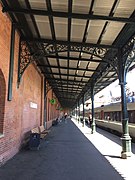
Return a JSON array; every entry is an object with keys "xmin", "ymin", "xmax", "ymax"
[
  {"xmin": 45, "ymin": 82, "xmax": 52, "ymax": 97},
  {"xmin": 123, "ymin": 37, "xmax": 135, "ymax": 74},
  {"xmin": 18, "ymin": 41, "xmax": 32, "ymax": 85},
  {"xmin": 103, "ymin": 34, "xmax": 135, "ymax": 82}
]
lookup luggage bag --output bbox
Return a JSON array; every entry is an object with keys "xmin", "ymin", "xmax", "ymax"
[{"xmin": 29, "ymin": 133, "xmax": 40, "ymax": 150}]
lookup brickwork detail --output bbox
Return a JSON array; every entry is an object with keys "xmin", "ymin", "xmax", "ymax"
[
  {"xmin": 0, "ymin": 69, "xmax": 6, "ymax": 133},
  {"xmin": 0, "ymin": 3, "xmax": 61, "ymax": 166},
  {"xmin": 0, "ymin": 5, "xmax": 43, "ymax": 165}
]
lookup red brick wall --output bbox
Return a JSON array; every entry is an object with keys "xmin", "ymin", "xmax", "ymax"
[
  {"xmin": 0, "ymin": 4, "xmax": 61, "ymax": 165},
  {"xmin": 0, "ymin": 5, "xmax": 43, "ymax": 165},
  {"xmin": 46, "ymin": 88, "xmax": 60, "ymax": 129},
  {"xmin": 0, "ymin": 69, "xmax": 6, "ymax": 133}
]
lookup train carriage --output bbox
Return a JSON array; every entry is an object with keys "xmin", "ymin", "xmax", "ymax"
[{"xmin": 94, "ymin": 102, "xmax": 135, "ymax": 123}]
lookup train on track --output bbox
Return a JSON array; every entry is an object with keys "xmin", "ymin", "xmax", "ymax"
[
  {"xmin": 80, "ymin": 102, "xmax": 135, "ymax": 141},
  {"xmin": 94, "ymin": 102, "xmax": 135, "ymax": 123}
]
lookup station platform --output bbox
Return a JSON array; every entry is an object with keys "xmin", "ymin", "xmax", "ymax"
[{"xmin": 0, "ymin": 117, "xmax": 135, "ymax": 180}]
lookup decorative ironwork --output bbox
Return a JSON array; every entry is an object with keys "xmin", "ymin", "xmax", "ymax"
[
  {"xmin": 102, "ymin": 34, "xmax": 135, "ymax": 81},
  {"xmin": 18, "ymin": 40, "xmax": 111, "ymax": 84},
  {"xmin": 18, "ymin": 38, "xmax": 135, "ymax": 87},
  {"xmin": 45, "ymin": 81, "xmax": 52, "ymax": 97},
  {"xmin": 18, "ymin": 41, "xmax": 32, "ymax": 83},
  {"xmin": 45, "ymin": 43, "xmax": 68, "ymax": 54},
  {"xmin": 31, "ymin": 42, "xmax": 109, "ymax": 59},
  {"xmin": 123, "ymin": 34, "xmax": 135, "ymax": 72},
  {"xmin": 123, "ymin": 35, "xmax": 135, "ymax": 58},
  {"xmin": 125, "ymin": 44, "xmax": 135, "ymax": 72},
  {"xmin": 106, "ymin": 56, "xmax": 119, "ymax": 74}
]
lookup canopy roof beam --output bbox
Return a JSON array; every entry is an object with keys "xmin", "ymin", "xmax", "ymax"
[{"xmin": 3, "ymin": 7, "xmax": 135, "ymax": 24}]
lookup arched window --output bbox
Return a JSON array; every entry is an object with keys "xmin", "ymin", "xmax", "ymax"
[{"xmin": 0, "ymin": 69, "xmax": 6, "ymax": 134}]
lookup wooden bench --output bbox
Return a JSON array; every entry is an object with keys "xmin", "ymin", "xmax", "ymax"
[
  {"xmin": 21, "ymin": 125, "xmax": 50, "ymax": 149},
  {"xmin": 31, "ymin": 127, "xmax": 39, "ymax": 134},
  {"xmin": 38, "ymin": 125, "xmax": 50, "ymax": 139},
  {"xmin": 31, "ymin": 126, "xmax": 50, "ymax": 139}
]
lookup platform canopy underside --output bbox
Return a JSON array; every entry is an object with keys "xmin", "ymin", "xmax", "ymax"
[{"xmin": 1, "ymin": 0, "xmax": 135, "ymax": 108}]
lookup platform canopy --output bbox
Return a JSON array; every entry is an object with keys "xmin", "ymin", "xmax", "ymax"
[{"xmin": 1, "ymin": 0, "xmax": 135, "ymax": 108}]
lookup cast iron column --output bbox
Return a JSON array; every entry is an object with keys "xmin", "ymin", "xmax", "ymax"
[
  {"xmin": 73, "ymin": 109, "xmax": 75, "ymax": 116},
  {"xmin": 77, "ymin": 103, "xmax": 79, "ymax": 121},
  {"xmin": 44, "ymin": 78, "xmax": 47, "ymax": 128},
  {"xmin": 8, "ymin": 23, "xmax": 15, "ymax": 100},
  {"xmin": 76, "ymin": 105, "xmax": 77, "ymax": 120},
  {"xmin": 82, "ymin": 96, "xmax": 85, "ymax": 127},
  {"xmin": 91, "ymin": 84, "xmax": 96, "ymax": 133},
  {"xmin": 78, "ymin": 100, "xmax": 80, "ymax": 123},
  {"xmin": 118, "ymin": 49, "xmax": 132, "ymax": 159}
]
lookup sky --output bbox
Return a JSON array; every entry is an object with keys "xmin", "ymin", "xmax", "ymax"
[
  {"xmin": 94, "ymin": 67, "xmax": 135, "ymax": 107},
  {"xmin": 81, "ymin": 67, "xmax": 135, "ymax": 110}
]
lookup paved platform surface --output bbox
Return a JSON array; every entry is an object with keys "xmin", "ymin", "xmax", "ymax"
[
  {"xmin": 0, "ymin": 118, "xmax": 135, "ymax": 180},
  {"xmin": 73, "ymin": 118, "xmax": 135, "ymax": 180}
]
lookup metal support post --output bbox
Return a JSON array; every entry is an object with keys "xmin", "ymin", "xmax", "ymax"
[
  {"xmin": 76, "ymin": 104, "xmax": 78, "ymax": 121},
  {"xmin": 75, "ymin": 105, "xmax": 77, "ymax": 120},
  {"xmin": 120, "ymin": 81, "xmax": 132, "ymax": 158},
  {"xmin": 118, "ymin": 49, "xmax": 132, "ymax": 158},
  {"xmin": 82, "ymin": 96, "xmax": 85, "ymax": 127},
  {"xmin": 8, "ymin": 23, "xmax": 15, "ymax": 100},
  {"xmin": 44, "ymin": 78, "xmax": 47, "ymax": 128},
  {"xmin": 91, "ymin": 84, "xmax": 96, "ymax": 133},
  {"xmin": 78, "ymin": 100, "xmax": 80, "ymax": 123}
]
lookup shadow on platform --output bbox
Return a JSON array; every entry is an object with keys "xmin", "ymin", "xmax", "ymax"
[{"xmin": 0, "ymin": 119, "xmax": 124, "ymax": 180}]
